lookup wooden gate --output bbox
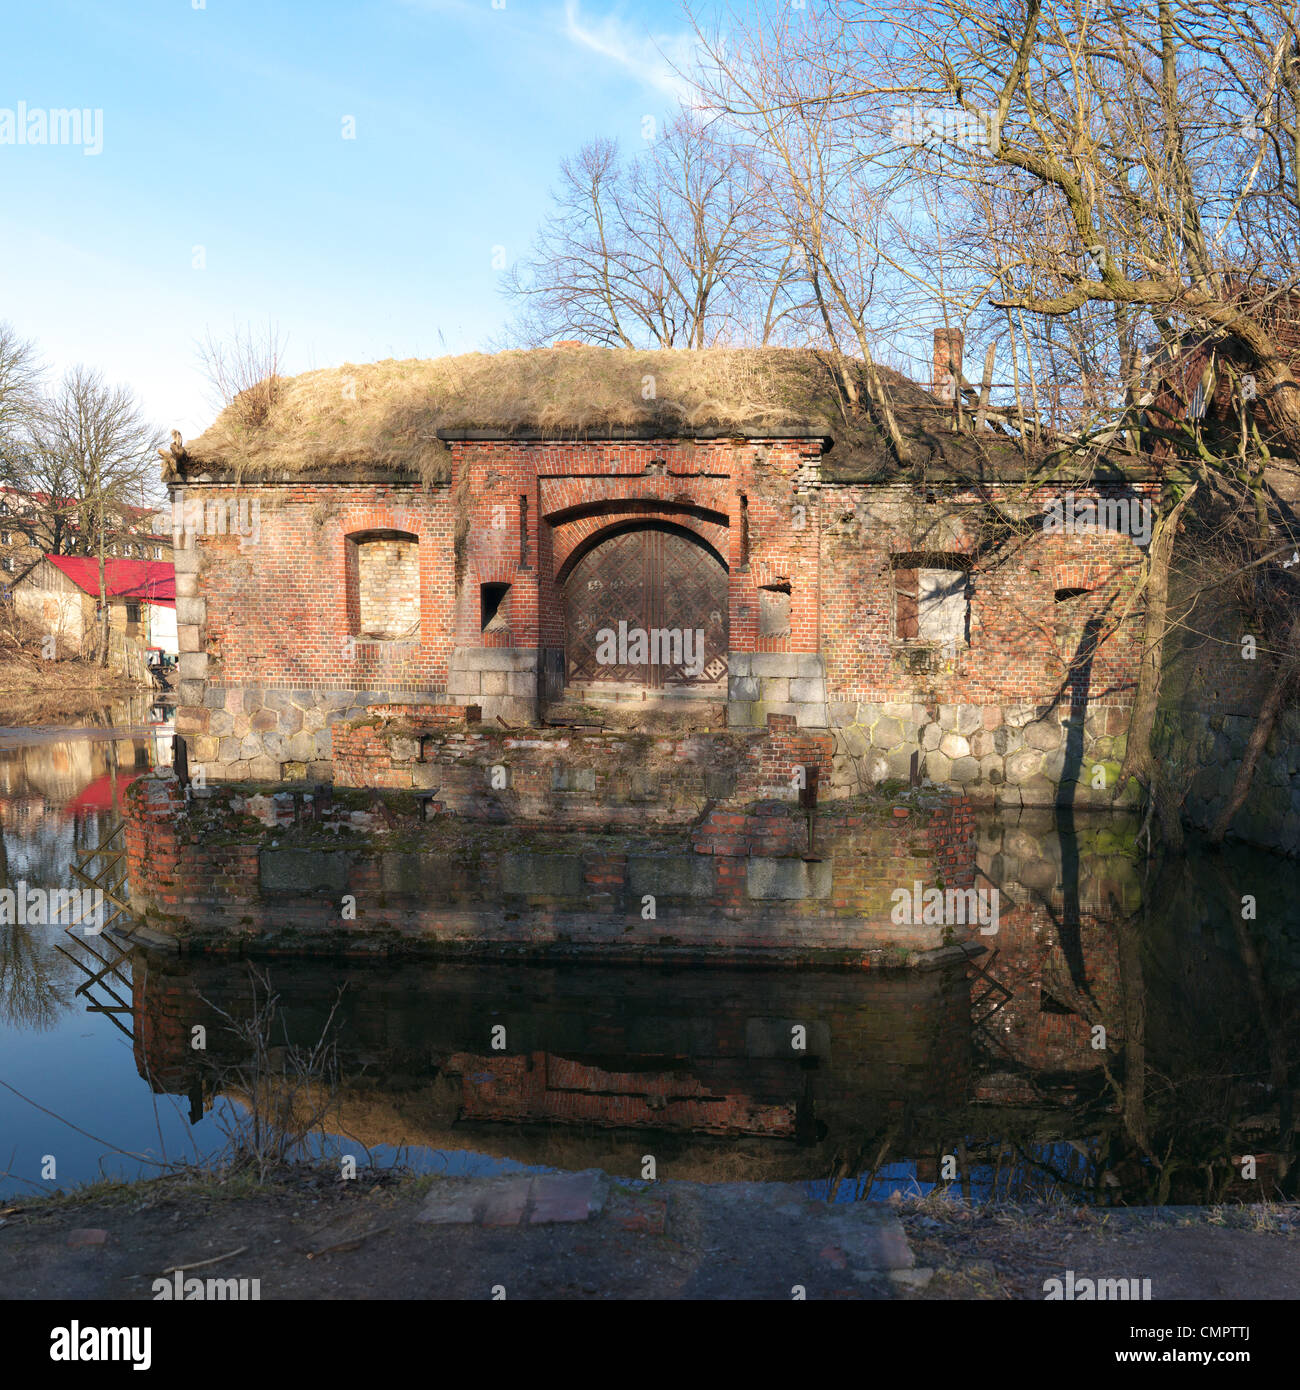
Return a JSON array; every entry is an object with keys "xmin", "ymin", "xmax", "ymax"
[{"xmin": 564, "ymin": 528, "xmax": 728, "ymax": 688}]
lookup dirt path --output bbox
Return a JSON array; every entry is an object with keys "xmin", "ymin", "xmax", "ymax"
[{"xmin": 1, "ymin": 1170, "xmax": 1296, "ymax": 1301}]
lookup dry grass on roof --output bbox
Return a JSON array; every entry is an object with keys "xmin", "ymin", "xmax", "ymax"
[{"xmin": 180, "ymin": 346, "xmax": 921, "ymax": 483}]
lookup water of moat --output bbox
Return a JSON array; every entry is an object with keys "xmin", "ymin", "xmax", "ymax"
[{"xmin": 1, "ymin": 718, "xmax": 1297, "ymax": 1206}]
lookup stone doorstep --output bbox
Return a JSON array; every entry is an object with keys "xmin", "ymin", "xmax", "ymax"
[
  {"xmin": 416, "ymin": 1170, "xmax": 609, "ymax": 1229},
  {"xmin": 413, "ymin": 1173, "xmax": 917, "ymax": 1272}
]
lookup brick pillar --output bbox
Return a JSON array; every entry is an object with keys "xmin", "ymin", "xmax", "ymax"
[
  {"xmin": 933, "ymin": 328, "xmax": 964, "ymax": 403},
  {"xmin": 124, "ymin": 772, "xmax": 186, "ymax": 911}
]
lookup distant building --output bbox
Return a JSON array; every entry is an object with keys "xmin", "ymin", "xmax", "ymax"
[
  {"xmin": 10, "ymin": 554, "xmax": 176, "ymax": 668},
  {"xmin": 0, "ymin": 486, "xmax": 174, "ymax": 573}
]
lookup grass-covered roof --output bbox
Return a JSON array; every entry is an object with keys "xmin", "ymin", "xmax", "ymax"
[{"xmin": 174, "ymin": 345, "xmax": 1160, "ymax": 485}]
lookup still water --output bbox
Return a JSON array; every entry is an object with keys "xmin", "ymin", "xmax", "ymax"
[{"xmin": 1, "ymin": 718, "xmax": 1297, "ymax": 1205}]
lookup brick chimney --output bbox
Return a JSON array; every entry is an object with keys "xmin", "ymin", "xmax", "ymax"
[{"xmin": 933, "ymin": 328, "xmax": 963, "ymax": 403}]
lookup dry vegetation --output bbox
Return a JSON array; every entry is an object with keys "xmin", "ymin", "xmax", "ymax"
[
  {"xmin": 0, "ymin": 605, "xmax": 139, "ymax": 716},
  {"xmin": 180, "ymin": 346, "xmax": 949, "ymax": 483}
]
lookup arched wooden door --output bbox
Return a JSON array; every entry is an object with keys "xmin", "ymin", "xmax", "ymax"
[{"xmin": 564, "ymin": 527, "xmax": 728, "ymax": 689}]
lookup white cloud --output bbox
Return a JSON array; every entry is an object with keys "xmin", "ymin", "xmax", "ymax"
[{"xmin": 561, "ymin": 0, "xmax": 698, "ymax": 102}]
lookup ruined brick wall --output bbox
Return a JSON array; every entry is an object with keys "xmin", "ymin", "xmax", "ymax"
[
  {"xmin": 817, "ymin": 482, "xmax": 1151, "ymax": 703},
  {"xmin": 816, "ymin": 481, "xmax": 1153, "ymax": 809},
  {"xmin": 172, "ymin": 446, "xmax": 1155, "ymax": 810},
  {"xmin": 174, "ymin": 436, "xmax": 827, "ymax": 777},
  {"xmin": 331, "ymin": 707, "xmax": 831, "ymax": 822},
  {"xmin": 122, "ymin": 770, "xmax": 979, "ymax": 966}
]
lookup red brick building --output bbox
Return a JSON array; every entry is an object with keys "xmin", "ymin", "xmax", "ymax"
[{"xmin": 167, "ymin": 344, "xmax": 1159, "ymax": 807}]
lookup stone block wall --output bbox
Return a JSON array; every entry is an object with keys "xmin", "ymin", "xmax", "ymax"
[
  {"xmin": 446, "ymin": 646, "xmax": 538, "ymax": 724},
  {"xmin": 122, "ymin": 771, "xmax": 979, "ymax": 965},
  {"xmin": 727, "ymin": 651, "xmax": 829, "ymax": 728},
  {"xmin": 826, "ymin": 699, "xmax": 1139, "ymax": 808}
]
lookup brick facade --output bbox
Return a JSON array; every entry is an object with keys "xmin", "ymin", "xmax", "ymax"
[{"xmin": 173, "ymin": 432, "xmax": 1156, "ymax": 807}]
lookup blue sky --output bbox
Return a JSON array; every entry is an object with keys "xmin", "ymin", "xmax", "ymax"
[{"xmin": 0, "ymin": 0, "xmax": 700, "ymax": 438}]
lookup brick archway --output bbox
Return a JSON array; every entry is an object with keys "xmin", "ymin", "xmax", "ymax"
[
  {"xmin": 560, "ymin": 521, "xmax": 729, "ymax": 694},
  {"xmin": 538, "ymin": 490, "xmax": 733, "ymax": 699}
]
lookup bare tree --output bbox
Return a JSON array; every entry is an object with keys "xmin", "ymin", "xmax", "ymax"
[
  {"xmin": 688, "ymin": 0, "xmax": 1300, "ymax": 841},
  {"xmin": 503, "ymin": 114, "xmax": 805, "ymax": 349},
  {"xmin": 32, "ymin": 367, "xmax": 162, "ymax": 663},
  {"xmin": 0, "ymin": 322, "xmax": 43, "ymax": 452},
  {"xmin": 0, "ymin": 324, "xmax": 53, "ymax": 548}
]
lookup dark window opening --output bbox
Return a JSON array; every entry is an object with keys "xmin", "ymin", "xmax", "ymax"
[
  {"xmin": 125, "ymin": 600, "xmax": 142, "ymax": 623},
  {"xmin": 481, "ymin": 581, "xmax": 510, "ymax": 634},
  {"xmin": 1039, "ymin": 989, "xmax": 1077, "ymax": 1017},
  {"xmin": 1055, "ymin": 587, "xmax": 1092, "ymax": 602}
]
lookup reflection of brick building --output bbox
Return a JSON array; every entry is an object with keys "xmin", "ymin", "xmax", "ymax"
[
  {"xmin": 969, "ymin": 811, "xmax": 1129, "ymax": 1105},
  {"xmin": 445, "ymin": 1052, "xmax": 798, "ymax": 1137},
  {"xmin": 169, "ymin": 344, "xmax": 1158, "ymax": 806},
  {"xmin": 129, "ymin": 956, "xmax": 974, "ymax": 1178}
]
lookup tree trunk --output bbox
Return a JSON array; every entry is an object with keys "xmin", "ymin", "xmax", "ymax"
[
  {"xmin": 98, "ymin": 533, "xmax": 109, "ymax": 668},
  {"xmin": 1115, "ymin": 484, "xmax": 1199, "ymax": 846}
]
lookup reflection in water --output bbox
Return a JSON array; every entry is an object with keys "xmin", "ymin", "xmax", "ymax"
[
  {"xmin": 0, "ymin": 709, "xmax": 171, "ymax": 1033},
  {"xmin": 0, "ymin": 720, "xmax": 1297, "ymax": 1204}
]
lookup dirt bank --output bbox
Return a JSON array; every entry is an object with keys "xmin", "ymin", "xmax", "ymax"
[
  {"xmin": 0, "ymin": 657, "xmax": 148, "ymax": 724},
  {"xmin": 2, "ymin": 1167, "xmax": 1296, "ymax": 1301}
]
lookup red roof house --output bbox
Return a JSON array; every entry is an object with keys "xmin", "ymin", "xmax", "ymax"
[{"xmin": 44, "ymin": 555, "xmax": 175, "ymax": 606}]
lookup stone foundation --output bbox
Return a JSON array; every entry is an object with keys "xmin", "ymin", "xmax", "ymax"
[
  {"xmin": 826, "ymin": 699, "xmax": 1139, "ymax": 809},
  {"xmin": 447, "ymin": 646, "xmax": 537, "ymax": 725},
  {"xmin": 727, "ymin": 652, "xmax": 829, "ymax": 729},
  {"xmin": 1153, "ymin": 704, "xmax": 1300, "ymax": 856},
  {"xmin": 176, "ymin": 684, "xmax": 451, "ymax": 783}
]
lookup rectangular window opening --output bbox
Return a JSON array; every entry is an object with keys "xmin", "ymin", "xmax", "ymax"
[
  {"xmin": 349, "ymin": 530, "xmax": 420, "ymax": 640},
  {"xmin": 481, "ymin": 581, "xmax": 510, "ymax": 634},
  {"xmin": 891, "ymin": 553, "xmax": 972, "ymax": 645}
]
